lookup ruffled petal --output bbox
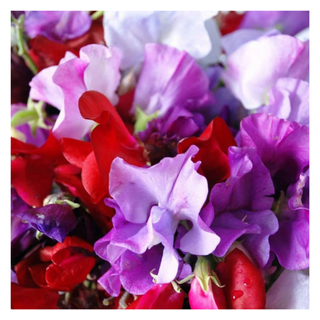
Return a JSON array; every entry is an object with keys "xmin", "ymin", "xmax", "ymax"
[{"xmin": 133, "ymin": 43, "xmax": 210, "ymax": 116}]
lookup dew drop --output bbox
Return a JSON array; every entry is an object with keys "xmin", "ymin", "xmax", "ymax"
[
  {"xmin": 243, "ymin": 277, "xmax": 251, "ymax": 287},
  {"xmin": 231, "ymin": 290, "xmax": 244, "ymax": 301}
]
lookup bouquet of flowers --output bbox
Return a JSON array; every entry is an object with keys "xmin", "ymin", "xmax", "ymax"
[{"xmin": 10, "ymin": 10, "xmax": 309, "ymax": 309}]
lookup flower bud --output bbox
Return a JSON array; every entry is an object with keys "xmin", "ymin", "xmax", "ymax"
[{"xmin": 188, "ymin": 257, "xmax": 226, "ymax": 309}]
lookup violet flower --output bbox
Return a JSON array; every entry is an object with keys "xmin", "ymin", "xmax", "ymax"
[
  {"xmin": 94, "ymin": 145, "xmax": 220, "ymax": 296},
  {"xmin": 29, "ymin": 44, "xmax": 121, "ymax": 139},
  {"xmin": 203, "ymin": 146, "xmax": 278, "ymax": 269},
  {"xmin": 236, "ymin": 113, "xmax": 309, "ymax": 270},
  {"xmin": 236, "ymin": 113, "xmax": 309, "ymax": 193},
  {"xmin": 11, "ymin": 188, "xmax": 37, "ymax": 260},
  {"xmin": 24, "ymin": 11, "xmax": 92, "ymax": 42},
  {"xmin": 14, "ymin": 203, "xmax": 78, "ymax": 243},
  {"xmin": 103, "ymin": 11, "xmax": 220, "ymax": 71}
]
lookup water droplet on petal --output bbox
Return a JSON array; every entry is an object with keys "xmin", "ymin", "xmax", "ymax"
[
  {"xmin": 243, "ymin": 277, "xmax": 251, "ymax": 287},
  {"xmin": 232, "ymin": 290, "xmax": 244, "ymax": 300}
]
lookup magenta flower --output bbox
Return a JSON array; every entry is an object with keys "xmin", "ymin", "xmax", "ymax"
[{"xmin": 94, "ymin": 145, "xmax": 220, "ymax": 296}]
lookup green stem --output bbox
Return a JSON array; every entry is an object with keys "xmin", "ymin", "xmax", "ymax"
[
  {"xmin": 14, "ymin": 14, "xmax": 38, "ymax": 75},
  {"xmin": 11, "ymin": 109, "xmax": 38, "ymax": 127},
  {"xmin": 91, "ymin": 11, "xmax": 104, "ymax": 20}
]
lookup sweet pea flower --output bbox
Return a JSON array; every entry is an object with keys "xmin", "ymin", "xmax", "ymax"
[
  {"xmin": 103, "ymin": 11, "xmax": 220, "ymax": 70},
  {"xmin": 216, "ymin": 248, "xmax": 266, "ymax": 309},
  {"xmin": 11, "ymin": 283, "xmax": 59, "ymax": 309},
  {"xmin": 29, "ymin": 44, "xmax": 121, "ymax": 139},
  {"xmin": 236, "ymin": 113, "xmax": 309, "ymax": 192},
  {"xmin": 94, "ymin": 145, "xmax": 220, "ymax": 296},
  {"xmin": 236, "ymin": 113, "xmax": 309, "ymax": 270},
  {"xmin": 259, "ymin": 77, "xmax": 309, "ymax": 126},
  {"xmin": 127, "ymin": 282, "xmax": 185, "ymax": 309},
  {"xmin": 24, "ymin": 11, "xmax": 92, "ymax": 42},
  {"xmin": 189, "ymin": 257, "xmax": 226, "ymax": 309},
  {"xmin": 222, "ymin": 34, "xmax": 308, "ymax": 110},
  {"xmin": 205, "ymin": 146, "xmax": 278, "ymax": 269},
  {"xmin": 132, "ymin": 43, "xmax": 214, "ymax": 117}
]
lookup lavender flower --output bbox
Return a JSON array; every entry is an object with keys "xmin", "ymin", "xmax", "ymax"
[
  {"xmin": 94, "ymin": 145, "xmax": 220, "ymax": 296},
  {"xmin": 24, "ymin": 11, "xmax": 92, "ymax": 42},
  {"xmin": 222, "ymin": 34, "xmax": 308, "ymax": 110}
]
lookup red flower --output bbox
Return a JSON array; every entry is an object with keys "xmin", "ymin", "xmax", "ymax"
[
  {"xmin": 61, "ymin": 91, "xmax": 147, "ymax": 205},
  {"xmin": 177, "ymin": 117, "xmax": 236, "ymax": 190},
  {"xmin": 14, "ymin": 236, "xmax": 96, "ymax": 292},
  {"xmin": 215, "ymin": 248, "xmax": 266, "ymax": 309},
  {"xmin": 11, "ymin": 282, "xmax": 59, "ymax": 309},
  {"xmin": 126, "ymin": 283, "xmax": 185, "ymax": 309},
  {"xmin": 11, "ymin": 131, "xmax": 79, "ymax": 207}
]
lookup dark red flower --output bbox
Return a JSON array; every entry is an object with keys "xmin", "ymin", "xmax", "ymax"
[
  {"xmin": 11, "ymin": 131, "xmax": 71, "ymax": 207},
  {"xmin": 11, "ymin": 130, "xmax": 112, "ymax": 232},
  {"xmin": 11, "ymin": 282, "xmax": 59, "ymax": 309},
  {"xmin": 126, "ymin": 283, "xmax": 185, "ymax": 309},
  {"xmin": 14, "ymin": 236, "xmax": 96, "ymax": 292},
  {"xmin": 177, "ymin": 117, "xmax": 236, "ymax": 190},
  {"xmin": 215, "ymin": 248, "xmax": 266, "ymax": 309}
]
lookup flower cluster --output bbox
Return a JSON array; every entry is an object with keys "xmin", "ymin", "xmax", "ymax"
[{"xmin": 11, "ymin": 10, "xmax": 309, "ymax": 309}]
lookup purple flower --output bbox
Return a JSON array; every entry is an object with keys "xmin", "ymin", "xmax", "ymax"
[
  {"xmin": 203, "ymin": 146, "xmax": 278, "ymax": 268},
  {"xmin": 132, "ymin": 43, "xmax": 214, "ymax": 117},
  {"xmin": 222, "ymin": 34, "xmax": 308, "ymax": 110},
  {"xmin": 29, "ymin": 44, "xmax": 121, "ymax": 139},
  {"xmin": 94, "ymin": 145, "xmax": 220, "ymax": 296},
  {"xmin": 239, "ymin": 11, "xmax": 309, "ymax": 36},
  {"xmin": 236, "ymin": 113, "xmax": 309, "ymax": 270},
  {"xmin": 270, "ymin": 207, "xmax": 309, "ymax": 270},
  {"xmin": 24, "ymin": 11, "xmax": 92, "ymax": 42},
  {"xmin": 138, "ymin": 97, "xmax": 214, "ymax": 164},
  {"xmin": 236, "ymin": 113, "xmax": 309, "ymax": 192},
  {"xmin": 11, "ymin": 188, "xmax": 37, "ymax": 260},
  {"xmin": 103, "ymin": 11, "xmax": 220, "ymax": 70},
  {"xmin": 14, "ymin": 203, "xmax": 78, "ymax": 243}
]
